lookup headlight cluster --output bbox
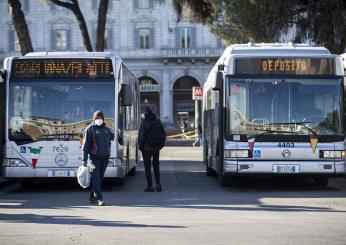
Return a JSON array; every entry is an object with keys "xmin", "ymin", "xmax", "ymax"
[
  {"xmin": 108, "ymin": 158, "xmax": 123, "ymax": 167},
  {"xmin": 320, "ymin": 150, "xmax": 346, "ymax": 159},
  {"xmin": 3, "ymin": 158, "xmax": 28, "ymax": 167},
  {"xmin": 224, "ymin": 149, "xmax": 250, "ymax": 158}
]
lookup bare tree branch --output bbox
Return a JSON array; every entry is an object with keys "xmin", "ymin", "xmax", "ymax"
[
  {"xmin": 8, "ymin": 0, "xmax": 34, "ymax": 55},
  {"xmin": 50, "ymin": 0, "xmax": 93, "ymax": 51},
  {"xmin": 96, "ymin": 0, "xmax": 109, "ymax": 51}
]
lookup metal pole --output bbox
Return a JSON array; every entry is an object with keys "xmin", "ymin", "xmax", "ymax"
[{"xmin": 195, "ymin": 99, "xmax": 199, "ymax": 138}]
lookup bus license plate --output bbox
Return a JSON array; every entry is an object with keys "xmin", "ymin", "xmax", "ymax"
[
  {"xmin": 273, "ymin": 165, "xmax": 300, "ymax": 173},
  {"xmin": 48, "ymin": 170, "xmax": 74, "ymax": 177}
]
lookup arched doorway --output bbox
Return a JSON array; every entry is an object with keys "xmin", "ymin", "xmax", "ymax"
[
  {"xmin": 173, "ymin": 76, "xmax": 200, "ymax": 130},
  {"xmin": 139, "ymin": 76, "xmax": 160, "ymax": 117}
]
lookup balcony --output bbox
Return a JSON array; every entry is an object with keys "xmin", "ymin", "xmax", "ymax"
[{"xmin": 161, "ymin": 48, "xmax": 224, "ymax": 59}]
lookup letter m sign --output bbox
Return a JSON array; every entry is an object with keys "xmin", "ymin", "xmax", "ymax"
[{"xmin": 192, "ymin": 86, "xmax": 203, "ymax": 100}]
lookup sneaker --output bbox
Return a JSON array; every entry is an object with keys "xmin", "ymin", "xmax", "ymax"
[
  {"xmin": 155, "ymin": 184, "xmax": 162, "ymax": 192},
  {"xmin": 96, "ymin": 200, "xmax": 105, "ymax": 206},
  {"xmin": 144, "ymin": 187, "xmax": 155, "ymax": 192},
  {"xmin": 89, "ymin": 193, "xmax": 97, "ymax": 203}
]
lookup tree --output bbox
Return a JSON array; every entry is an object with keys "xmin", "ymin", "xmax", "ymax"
[
  {"xmin": 8, "ymin": 0, "xmax": 34, "ymax": 55},
  {"xmin": 95, "ymin": 0, "xmax": 109, "ymax": 51},
  {"xmin": 50, "ymin": 0, "xmax": 93, "ymax": 51},
  {"xmin": 172, "ymin": 0, "xmax": 346, "ymax": 53}
]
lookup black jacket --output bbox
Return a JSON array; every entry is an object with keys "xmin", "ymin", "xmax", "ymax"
[
  {"xmin": 82, "ymin": 124, "xmax": 114, "ymax": 161},
  {"xmin": 138, "ymin": 112, "xmax": 158, "ymax": 152}
]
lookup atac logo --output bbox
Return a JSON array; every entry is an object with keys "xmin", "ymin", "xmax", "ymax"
[
  {"xmin": 55, "ymin": 153, "xmax": 69, "ymax": 166},
  {"xmin": 281, "ymin": 149, "xmax": 292, "ymax": 159}
]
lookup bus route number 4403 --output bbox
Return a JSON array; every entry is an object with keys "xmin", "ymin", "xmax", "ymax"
[{"xmin": 277, "ymin": 143, "xmax": 295, "ymax": 148}]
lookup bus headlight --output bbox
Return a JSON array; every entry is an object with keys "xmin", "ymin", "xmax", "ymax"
[
  {"xmin": 320, "ymin": 150, "xmax": 346, "ymax": 159},
  {"xmin": 224, "ymin": 149, "xmax": 250, "ymax": 158},
  {"xmin": 108, "ymin": 158, "xmax": 123, "ymax": 167},
  {"xmin": 3, "ymin": 158, "xmax": 28, "ymax": 167}
]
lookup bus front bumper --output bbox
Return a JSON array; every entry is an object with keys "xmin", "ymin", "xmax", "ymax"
[
  {"xmin": 223, "ymin": 160, "xmax": 346, "ymax": 175},
  {"xmin": 3, "ymin": 165, "xmax": 126, "ymax": 179}
]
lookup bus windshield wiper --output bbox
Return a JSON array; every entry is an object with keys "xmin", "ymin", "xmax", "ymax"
[
  {"xmin": 247, "ymin": 128, "xmax": 298, "ymax": 140},
  {"xmin": 267, "ymin": 122, "xmax": 317, "ymax": 136},
  {"xmin": 37, "ymin": 133, "xmax": 82, "ymax": 141}
]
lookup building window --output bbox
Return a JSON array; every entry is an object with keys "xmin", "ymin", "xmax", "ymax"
[
  {"xmin": 139, "ymin": 28, "xmax": 150, "ymax": 49},
  {"xmin": 137, "ymin": 0, "xmax": 150, "ymax": 9},
  {"xmin": 93, "ymin": 27, "xmax": 112, "ymax": 50},
  {"xmin": 9, "ymin": 30, "xmax": 20, "ymax": 52},
  {"xmin": 50, "ymin": 4, "xmax": 65, "ymax": 11},
  {"xmin": 92, "ymin": 0, "xmax": 112, "ymax": 10},
  {"xmin": 104, "ymin": 29, "xmax": 111, "ymax": 50},
  {"xmin": 54, "ymin": 30, "xmax": 68, "ymax": 50},
  {"xmin": 22, "ymin": 0, "xmax": 29, "ymax": 11},
  {"xmin": 180, "ymin": 28, "xmax": 192, "ymax": 49}
]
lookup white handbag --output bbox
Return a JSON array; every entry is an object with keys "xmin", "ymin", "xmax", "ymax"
[{"xmin": 77, "ymin": 161, "xmax": 95, "ymax": 188}]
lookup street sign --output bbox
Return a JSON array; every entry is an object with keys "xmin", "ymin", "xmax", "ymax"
[
  {"xmin": 140, "ymin": 84, "xmax": 160, "ymax": 92},
  {"xmin": 192, "ymin": 86, "xmax": 203, "ymax": 100}
]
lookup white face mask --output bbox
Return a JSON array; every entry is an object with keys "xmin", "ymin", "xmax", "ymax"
[
  {"xmin": 141, "ymin": 113, "xmax": 145, "ymax": 119},
  {"xmin": 95, "ymin": 119, "xmax": 103, "ymax": 126}
]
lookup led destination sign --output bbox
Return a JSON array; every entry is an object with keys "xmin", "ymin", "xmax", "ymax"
[
  {"xmin": 11, "ymin": 59, "xmax": 114, "ymax": 79},
  {"xmin": 235, "ymin": 58, "xmax": 335, "ymax": 75}
]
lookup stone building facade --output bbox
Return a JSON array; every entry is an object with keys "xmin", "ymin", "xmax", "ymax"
[{"xmin": 0, "ymin": 0, "xmax": 224, "ymax": 128}]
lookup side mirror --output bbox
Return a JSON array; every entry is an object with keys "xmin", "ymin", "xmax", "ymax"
[
  {"xmin": 120, "ymin": 83, "xmax": 133, "ymax": 106},
  {"xmin": 212, "ymin": 71, "xmax": 223, "ymax": 91},
  {"xmin": 0, "ymin": 69, "xmax": 6, "ymax": 83}
]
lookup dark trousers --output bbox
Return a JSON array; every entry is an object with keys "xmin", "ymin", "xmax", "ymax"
[
  {"xmin": 90, "ymin": 157, "xmax": 108, "ymax": 201},
  {"xmin": 142, "ymin": 150, "xmax": 160, "ymax": 187}
]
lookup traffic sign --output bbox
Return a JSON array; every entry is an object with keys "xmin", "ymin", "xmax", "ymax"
[{"xmin": 192, "ymin": 86, "xmax": 203, "ymax": 100}]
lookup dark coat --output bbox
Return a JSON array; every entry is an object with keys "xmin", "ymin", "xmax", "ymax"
[
  {"xmin": 138, "ymin": 112, "xmax": 157, "ymax": 152},
  {"xmin": 82, "ymin": 123, "xmax": 114, "ymax": 161}
]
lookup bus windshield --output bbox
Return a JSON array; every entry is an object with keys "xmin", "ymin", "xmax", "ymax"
[
  {"xmin": 226, "ymin": 77, "xmax": 344, "ymax": 138},
  {"xmin": 8, "ymin": 80, "xmax": 115, "ymax": 144}
]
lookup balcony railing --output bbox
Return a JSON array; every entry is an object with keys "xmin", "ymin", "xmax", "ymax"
[{"xmin": 162, "ymin": 48, "xmax": 224, "ymax": 58}]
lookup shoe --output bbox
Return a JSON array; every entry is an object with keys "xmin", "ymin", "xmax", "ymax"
[
  {"xmin": 96, "ymin": 200, "xmax": 105, "ymax": 206},
  {"xmin": 155, "ymin": 184, "xmax": 162, "ymax": 192},
  {"xmin": 144, "ymin": 187, "xmax": 155, "ymax": 192},
  {"xmin": 89, "ymin": 193, "xmax": 97, "ymax": 203}
]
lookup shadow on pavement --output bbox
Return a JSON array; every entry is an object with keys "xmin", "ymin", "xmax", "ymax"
[
  {"xmin": 0, "ymin": 213, "xmax": 186, "ymax": 228},
  {"xmin": 0, "ymin": 160, "xmax": 346, "ymax": 214}
]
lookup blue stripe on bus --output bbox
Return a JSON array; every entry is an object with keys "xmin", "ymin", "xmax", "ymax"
[{"xmin": 235, "ymin": 143, "xmax": 335, "ymax": 149}]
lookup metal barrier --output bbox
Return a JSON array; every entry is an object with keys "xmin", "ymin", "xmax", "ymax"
[{"xmin": 167, "ymin": 131, "xmax": 196, "ymax": 139}]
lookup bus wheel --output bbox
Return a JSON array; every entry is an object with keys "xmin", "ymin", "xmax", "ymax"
[
  {"xmin": 128, "ymin": 166, "xmax": 136, "ymax": 176},
  {"xmin": 115, "ymin": 177, "xmax": 125, "ymax": 186},
  {"xmin": 313, "ymin": 177, "xmax": 329, "ymax": 186},
  {"xmin": 206, "ymin": 164, "xmax": 215, "ymax": 176},
  {"xmin": 218, "ymin": 173, "xmax": 227, "ymax": 187},
  {"xmin": 20, "ymin": 180, "xmax": 35, "ymax": 189},
  {"xmin": 204, "ymin": 142, "xmax": 215, "ymax": 176}
]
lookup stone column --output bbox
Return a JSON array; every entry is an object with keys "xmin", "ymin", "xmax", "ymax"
[{"xmin": 161, "ymin": 70, "xmax": 171, "ymax": 123}]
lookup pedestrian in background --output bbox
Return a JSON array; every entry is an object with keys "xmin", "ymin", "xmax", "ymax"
[
  {"xmin": 192, "ymin": 123, "xmax": 202, "ymax": 147},
  {"xmin": 138, "ymin": 107, "xmax": 166, "ymax": 192},
  {"xmin": 82, "ymin": 110, "xmax": 114, "ymax": 206}
]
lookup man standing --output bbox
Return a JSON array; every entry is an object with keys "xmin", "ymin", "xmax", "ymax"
[
  {"xmin": 138, "ymin": 107, "xmax": 166, "ymax": 192},
  {"xmin": 82, "ymin": 110, "xmax": 114, "ymax": 206},
  {"xmin": 192, "ymin": 123, "xmax": 202, "ymax": 147}
]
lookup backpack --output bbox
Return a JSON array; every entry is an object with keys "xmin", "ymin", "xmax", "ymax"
[{"xmin": 146, "ymin": 119, "xmax": 166, "ymax": 150}]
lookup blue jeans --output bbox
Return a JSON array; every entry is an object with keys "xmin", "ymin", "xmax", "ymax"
[{"xmin": 90, "ymin": 157, "xmax": 108, "ymax": 201}]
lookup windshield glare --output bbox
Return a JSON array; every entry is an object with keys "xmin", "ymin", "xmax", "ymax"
[
  {"xmin": 9, "ymin": 80, "xmax": 115, "ymax": 143},
  {"xmin": 226, "ymin": 77, "xmax": 344, "ymax": 136}
]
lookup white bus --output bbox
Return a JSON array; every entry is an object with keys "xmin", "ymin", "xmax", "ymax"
[
  {"xmin": 1, "ymin": 52, "xmax": 139, "ymax": 185},
  {"xmin": 203, "ymin": 43, "xmax": 346, "ymax": 186}
]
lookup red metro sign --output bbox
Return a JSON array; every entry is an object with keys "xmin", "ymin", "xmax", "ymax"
[{"xmin": 192, "ymin": 86, "xmax": 203, "ymax": 100}]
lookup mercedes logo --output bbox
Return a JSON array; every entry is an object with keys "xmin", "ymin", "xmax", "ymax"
[
  {"xmin": 281, "ymin": 149, "xmax": 292, "ymax": 159},
  {"xmin": 55, "ymin": 153, "xmax": 68, "ymax": 166}
]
